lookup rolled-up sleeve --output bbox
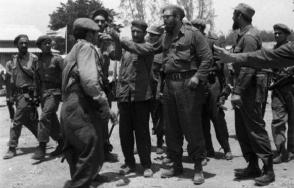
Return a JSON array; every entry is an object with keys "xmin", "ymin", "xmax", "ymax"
[
  {"xmin": 77, "ymin": 44, "xmax": 102, "ymax": 97},
  {"xmin": 193, "ymin": 31, "xmax": 213, "ymax": 81}
]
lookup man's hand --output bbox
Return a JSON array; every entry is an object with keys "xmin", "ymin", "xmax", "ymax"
[
  {"xmin": 93, "ymin": 92, "xmax": 110, "ymax": 119},
  {"xmin": 187, "ymin": 76, "xmax": 199, "ymax": 90},
  {"xmin": 231, "ymin": 94, "xmax": 242, "ymax": 109},
  {"xmin": 213, "ymin": 45, "xmax": 235, "ymax": 63}
]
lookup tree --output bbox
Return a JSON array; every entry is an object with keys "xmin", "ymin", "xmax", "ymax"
[{"xmin": 49, "ymin": 0, "xmax": 121, "ymax": 53}]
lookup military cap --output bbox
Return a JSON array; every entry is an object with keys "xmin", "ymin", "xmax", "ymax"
[
  {"xmin": 234, "ymin": 3, "xmax": 255, "ymax": 19},
  {"xmin": 14, "ymin": 34, "xmax": 29, "ymax": 46},
  {"xmin": 273, "ymin": 23, "xmax": 291, "ymax": 35},
  {"xmin": 36, "ymin": 35, "xmax": 52, "ymax": 48},
  {"xmin": 191, "ymin": 18, "xmax": 206, "ymax": 27},
  {"xmin": 147, "ymin": 25, "xmax": 164, "ymax": 35},
  {"xmin": 91, "ymin": 8, "xmax": 109, "ymax": 21},
  {"xmin": 131, "ymin": 20, "xmax": 148, "ymax": 31},
  {"xmin": 162, "ymin": 5, "xmax": 185, "ymax": 19},
  {"xmin": 73, "ymin": 18, "xmax": 99, "ymax": 32}
]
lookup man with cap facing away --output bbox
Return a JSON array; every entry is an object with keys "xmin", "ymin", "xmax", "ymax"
[
  {"xmin": 61, "ymin": 18, "xmax": 110, "ymax": 188},
  {"xmin": 116, "ymin": 20, "xmax": 154, "ymax": 177},
  {"xmin": 91, "ymin": 8, "xmax": 122, "ymax": 161},
  {"xmin": 31, "ymin": 35, "xmax": 64, "ymax": 160},
  {"xmin": 146, "ymin": 25, "xmax": 165, "ymax": 155},
  {"xmin": 270, "ymin": 23, "xmax": 294, "ymax": 164},
  {"xmin": 227, "ymin": 3, "xmax": 274, "ymax": 186},
  {"xmin": 191, "ymin": 18, "xmax": 233, "ymax": 161},
  {"xmin": 3, "ymin": 34, "xmax": 39, "ymax": 160},
  {"xmin": 159, "ymin": 5, "xmax": 212, "ymax": 185}
]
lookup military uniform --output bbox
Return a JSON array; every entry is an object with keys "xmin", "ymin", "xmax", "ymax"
[
  {"xmin": 61, "ymin": 18, "xmax": 108, "ymax": 188},
  {"xmin": 202, "ymin": 35, "xmax": 232, "ymax": 157},
  {"xmin": 232, "ymin": 24, "xmax": 272, "ymax": 164},
  {"xmin": 161, "ymin": 23, "xmax": 212, "ymax": 169},
  {"xmin": 37, "ymin": 52, "xmax": 63, "ymax": 145},
  {"xmin": 8, "ymin": 53, "xmax": 39, "ymax": 149},
  {"xmin": 116, "ymin": 35, "xmax": 154, "ymax": 170}
]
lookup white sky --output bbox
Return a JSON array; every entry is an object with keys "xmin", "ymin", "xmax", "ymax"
[{"xmin": 0, "ymin": 0, "xmax": 293, "ymax": 35}]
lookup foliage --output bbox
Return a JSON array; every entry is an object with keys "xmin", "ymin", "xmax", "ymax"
[{"xmin": 49, "ymin": 0, "xmax": 122, "ymax": 53}]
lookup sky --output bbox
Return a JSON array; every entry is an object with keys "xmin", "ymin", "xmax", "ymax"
[{"xmin": 0, "ymin": 0, "xmax": 293, "ymax": 35}]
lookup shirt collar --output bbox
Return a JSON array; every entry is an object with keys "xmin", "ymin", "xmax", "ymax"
[{"xmin": 238, "ymin": 24, "xmax": 253, "ymax": 37}]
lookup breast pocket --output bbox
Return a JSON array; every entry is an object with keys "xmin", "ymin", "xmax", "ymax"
[{"xmin": 173, "ymin": 42, "xmax": 191, "ymax": 62}]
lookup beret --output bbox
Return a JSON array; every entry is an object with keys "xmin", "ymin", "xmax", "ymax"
[
  {"xmin": 273, "ymin": 23, "xmax": 291, "ymax": 35},
  {"xmin": 147, "ymin": 25, "xmax": 164, "ymax": 35},
  {"xmin": 162, "ymin": 5, "xmax": 185, "ymax": 19},
  {"xmin": 131, "ymin": 20, "xmax": 148, "ymax": 31},
  {"xmin": 91, "ymin": 8, "xmax": 109, "ymax": 21},
  {"xmin": 73, "ymin": 18, "xmax": 99, "ymax": 32},
  {"xmin": 36, "ymin": 35, "xmax": 52, "ymax": 48},
  {"xmin": 234, "ymin": 3, "xmax": 255, "ymax": 19},
  {"xmin": 14, "ymin": 34, "xmax": 29, "ymax": 46}
]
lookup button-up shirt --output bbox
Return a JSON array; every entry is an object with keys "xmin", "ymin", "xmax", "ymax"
[
  {"xmin": 38, "ymin": 53, "xmax": 64, "ymax": 91},
  {"xmin": 12, "ymin": 52, "xmax": 38, "ymax": 88},
  {"xmin": 232, "ymin": 24, "xmax": 262, "ymax": 95},
  {"xmin": 161, "ymin": 24, "xmax": 212, "ymax": 81},
  {"xmin": 116, "ymin": 40, "xmax": 154, "ymax": 102},
  {"xmin": 62, "ymin": 39, "xmax": 103, "ymax": 98}
]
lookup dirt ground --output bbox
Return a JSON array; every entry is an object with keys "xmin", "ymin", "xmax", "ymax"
[{"xmin": 0, "ymin": 96, "xmax": 294, "ymax": 188}]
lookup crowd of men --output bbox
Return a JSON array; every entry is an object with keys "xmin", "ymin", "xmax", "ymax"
[{"xmin": 2, "ymin": 3, "xmax": 294, "ymax": 188}]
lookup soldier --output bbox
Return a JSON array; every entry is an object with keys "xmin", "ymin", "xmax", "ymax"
[
  {"xmin": 31, "ymin": 35, "xmax": 64, "ymax": 160},
  {"xmin": 191, "ymin": 18, "xmax": 233, "ymax": 161},
  {"xmin": 116, "ymin": 20, "xmax": 153, "ymax": 177},
  {"xmin": 61, "ymin": 18, "xmax": 110, "ymax": 188},
  {"xmin": 3, "ymin": 34, "xmax": 39, "ymax": 160},
  {"xmin": 159, "ymin": 5, "xmax": 212, "ymax": 185},
  {"xmin": 5, "ymin": 59, "xmax": 15, "ymax": 121},
  {"xmin": 146, "ymin": 25, "xmax": 165, "ymax": 154},
  {"xmin": 223, "ymin": 3, "xmax": 274, "ymax": 186},
  {"xmin": 91, "ymin": 8, "xmax": 122, "ymax": 160},
  {"xmin": 269, "ymin": 24, "xmax": 294, "ymax": 164}
]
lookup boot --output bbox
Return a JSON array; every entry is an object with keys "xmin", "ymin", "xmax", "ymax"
[
  {"xmin": 273, "ymin": 144, "xmax": 287, "ymax": 164},
  {"xmin": 32, "ymin": 142, "xmax": 46, "ymax": 160},
  {"xmin": 50, "ymin": 139, "xmax": 64, "ymax": 157},
  {"xmin": 255, "ymin": 157, "xmax": 275, "ymax": 186},
  {"xmin": 161, "ymin": 163, "xmax": 183, "ymax": 178},
  {"xmin": 193, "ymin": 160, "xmax": 205, "ymax": 185},
  {"xmin": 235, "ymin": 156, "xmax": 262, "ymax": 179},
  {"xmin": 3, "ymin": 147, "xmax": 16, "ymax": 159},
  {"xmin": 288, "ymin": 152, "xmax": 294, "ymax": 161}
]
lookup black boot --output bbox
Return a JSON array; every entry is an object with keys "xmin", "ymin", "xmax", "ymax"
[
  {"xmin": 50, "ymin": 139, "xmax": 64, "ymax": 157},
  {"xmin": 161, "ymin": 162, "xmax": 183, "ymax": 178},
  {"xmin": 255, "ymin": 157, "xmax": 275, "ymax": 186},
  {"xmin": 32, "ymin": 142, "xmax": 46, "ymax": 160},
  {"xmin": 193, "ymin": 160, "xmax": 205, "ymax": 185},
  {"xmin": 235, "ymin": 155, "xmax": 262, "ymax": 179}
]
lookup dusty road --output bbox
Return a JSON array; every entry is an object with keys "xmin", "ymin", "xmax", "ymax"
[{"xmin": 0, "ymin": 96, "xmax": 293, "ymax": 188}]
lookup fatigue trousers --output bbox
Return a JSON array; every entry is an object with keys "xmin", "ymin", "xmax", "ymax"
[
  {"xmin": 118, "ymin": 100, "xmax": 151, "ymax": 168},
  {"xmin": 150, "ymin": 98, "xmax": 164, "ymax": 147},
  {"xmin": 271, "ymin": 84, "xmax": 294, "ymax": 153},
  {"xmin": 202, "ymin": 77, "xmax": 231, "ymax": 154},
  {"xmin": 235, "ymin": 85, "xmax": 272, "ymax": 162},
  {"xmin": 38, "ymin": 92, "xmax": 62, "ymax": 143},
  {"xmin": 61, "ymin": 92, "xmax": 104, "ymax": 188},
  {"xmin": 163, "ymin": 78, "xmax": 206, "ymax": 165},
  {"xmin": 6, "ymin": 100, "xmax": 15, "ymax": 120},
  {"xmin": 8, "ymin": 93, "xmax": 38, "ymax": 148}
]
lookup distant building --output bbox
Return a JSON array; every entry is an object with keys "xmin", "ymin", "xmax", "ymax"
[{"xmin": 0, "ymin": 25, "xmax": 59, "ymax": 68}]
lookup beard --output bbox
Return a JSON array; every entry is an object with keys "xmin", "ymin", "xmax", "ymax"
[{"xmin": 232, "ymin": 21, "xmax": 240, "ymax": 30}]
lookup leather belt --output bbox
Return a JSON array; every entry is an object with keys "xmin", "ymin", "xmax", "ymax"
[{"xmin": 165, "ymin": 71, "xmax": 196, "ymax": 81}]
